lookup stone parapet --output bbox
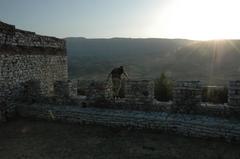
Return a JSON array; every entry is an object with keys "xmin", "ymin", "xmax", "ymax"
[
  {"xmin": 17, "ymin": 104, "xmax": 240, "ymax": 143},
  {"xmin": 173, "ymin": 81, "xmax": 202, "ymax": 113},
  {"xmin": 228, "ymin": 81, "xmax": 240, "ymax": 107},
  {"xmin": 0, "ymin": 21, "xmax": 65, "ymax": 50},
  {"xmin": 85, "ymin": 81, "xmax": 112, "ymax": 100},
  {"xmin": 54, "ymin": 80, "xmax": 77, "ymax": 97},
  {"xmin": 125, "ymin": 80, "xmax": 154, "ymax": 105}
]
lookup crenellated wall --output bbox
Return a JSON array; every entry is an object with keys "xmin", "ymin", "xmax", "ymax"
[
  {"xmin": 228, "ymin": 81, "xmax": 240, "ymax": 107},
  {"xmin": 76, "ymin": 80, "xmax": 240, "ymax": 118},
  {"xmin": 125, "ymin": 80, "xmax": 154, "ymax": 105},
  {"xmin": 0, "ymin": 21, "xmax": 68, "ymax": 118},
  {"xmin": 85, "ymin": 81, "xmax": 112, "ymax": 101},
  {"xmin": 172, "ymin": 81, "xmax": 202, "ymax": 113},
  {"xmin": 1, "ymin": 21, "xmax": 240, "ymax": 143},
  {"xmin": 0, "ymin": 21, "xmax": 65, "ymax": 48},
  {"xmin": 16, "ymin": 79, "xmax": 240, "ymax": 142}
]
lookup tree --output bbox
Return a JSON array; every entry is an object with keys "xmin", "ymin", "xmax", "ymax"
[{"xmin": 154, "ymin": 73, "xmax": 173, "ymax": 101}]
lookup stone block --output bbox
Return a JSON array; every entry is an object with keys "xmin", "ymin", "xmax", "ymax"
[
  {"xmin": 23, "ymin": 80, "xmax": 41, "ymax": 98},
  {"xmin": 0, "ymin": 21, "xmax": 68, "ymax": 119},
  {"xmin": 85, "ymin": 81, "xmax": 112, "ymax": 100},
  {"xmin": 228, "ymin": 81, "xmax": 240, "ymax": 107},
  {"xmin": 125, "ymin": 80, "xmax": 154, "ymax": 105},
  {"xmin": 173, "ymin": 81, "xmax": 202, "ymax": 113},
  {"xmin": 54, "ymin": 80, "xmax": 77, "ymax": 97}
]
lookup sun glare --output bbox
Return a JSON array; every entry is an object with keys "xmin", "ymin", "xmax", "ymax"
[{"xmin": 150, "ymin": 0, "xmax": 240, "ymax": 40}]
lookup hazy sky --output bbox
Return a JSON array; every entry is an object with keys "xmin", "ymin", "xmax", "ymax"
[{"xmin": 1, "ymin": 0, "xmax": 240, "ymax": 40}]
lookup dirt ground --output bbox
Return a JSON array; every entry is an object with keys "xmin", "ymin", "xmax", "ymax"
[{"xmin": 0, "ymin": 119, "xmax": 240, "ymax": 159}]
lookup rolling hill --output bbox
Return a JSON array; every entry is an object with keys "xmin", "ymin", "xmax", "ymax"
[{"xmin": 66, "ymin": 38, "xmax": 240, "ymax": 85}]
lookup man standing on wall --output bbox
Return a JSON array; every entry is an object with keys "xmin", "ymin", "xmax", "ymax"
[{"xmin": 107, "ymin": 66, "xmax": 129, "ymax": 99}]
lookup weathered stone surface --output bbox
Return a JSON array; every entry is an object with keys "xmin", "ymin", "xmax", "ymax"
[
  {"xmin": 17, "ymin": 104, "xmax": 240, "ymax": 143},
  {"xmin": 76, "ymin": 80, "xmax": 240, "ymax": 118},
  {"xmin": 0, "ymin": 45, "xmax": 66, "ymax": 55},
  {"xmin": 0, "ymin": 21, "xmax": 68, "ymax": 117},
  {"xmin": 125, "ymin": 80, "xmax": 154, "ymax": 105},
  {"xmin": 0, "ymin": 21, "xmax": 65, "ymax": 49},
  {"xmin": 228, "ymin": 81, "xmax": 240, "ymax": 106},
  {"xmin": 85, "ymin": 81, "xmax": 112, "ymax": 100},
  {"xmin": 21, "ymin": 80, "xmax": 42, "ymax": 101},
  {"xmin": 54, "ymin": 80, "xmax": 77, "ymax": 97},
  {"xmin": 0, "ymin": 54, "xmax": 68, "ymax": 96},
  {"xmin": 1, "ymin": 21, "xmax": 240, "ymax": 143},
  {"xmin": 173, "ymin": 81, "xmax": 202, "ymax": 113}
]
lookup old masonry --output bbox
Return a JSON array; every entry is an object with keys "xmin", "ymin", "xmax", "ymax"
[{"xmin": 1, "ymin": 21, "xmax": 240, "ymax": 143}]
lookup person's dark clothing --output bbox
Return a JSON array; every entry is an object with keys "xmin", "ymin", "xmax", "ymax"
[{"xmin": 111, "ymin": 68, "xmax": 124, "ymax": 79}]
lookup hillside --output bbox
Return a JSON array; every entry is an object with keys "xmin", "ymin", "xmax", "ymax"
[{"xmin": 66, "ymin": 38, "xmax": 240, "ymax": 85}]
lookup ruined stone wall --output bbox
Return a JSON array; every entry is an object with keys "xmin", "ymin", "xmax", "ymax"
[
  {"xmin": 173, "ymin": 81, "xmax": 202, "ymax": 113},
  {"xmin": 125, "ymin": 80, "xmax": 154, "ymax": 105},
  {"xmin": 0, "ymin": 21, "xmax": 68, "ymax": 117},
  {"xmin": 76, "ymin": 80, "xmax": 240, "ymax": 119},
  {"xmin": 85, "ymin": 81, "xmax": 112, "ymax": 100},
  {"xmin": 54, "ymin": 80, "xmax": 78, "ymax": 98},
  {"xmin": 18, "ymin": 104, "xmax": 240, "ymax": 143},
  {"xmin": 0, "ymin": 22, "xmax": 65, "ymax": 48},
  {"xmin": 228, "ymin": 81, "xmax": 240, "ymax": 107}
]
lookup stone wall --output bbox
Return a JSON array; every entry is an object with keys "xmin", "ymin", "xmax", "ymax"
[
  {"xmin": 173, "ymin": 81, "xmax": 202, "ymax": 113},
  {"xmin": 228, "ymin": 81, "xmax": 240, "ymax": 107},
  {"xmin": 0, "ymin": 21, "xmax": 65, "ymax": 48},
  {"xmin": 17, "ymin": 104, "xmax": 240, "ymax": 143},
  {"xmin": 54, "ymin": 80, "xmax": 77, "ymax": 98},
  {"xmin": 85, "ymin": 81, "xmax": 112, "ymax": 101},
  {"xmin": 74, "ymin": 79, "xmax": 240, "ymax": 119},
  {"xmin": 125, "ymin": 80, "xmax": 154, "ymax": 105},
  {"xmin": 0, "ymin": 21, "xmax": 68, "ymax": 117}
]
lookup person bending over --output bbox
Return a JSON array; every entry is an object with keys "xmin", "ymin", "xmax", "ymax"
[{"xmin": 107, "ymin": 66, "xmax": 129, "ymax": 99}]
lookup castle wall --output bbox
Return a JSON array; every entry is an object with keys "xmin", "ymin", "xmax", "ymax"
[
  {"xmin": 85, "ymin": 81, "xmax": 112, "ymax": 100},
  {"xmin": 54, "ymin": 80, "xmax": 78, "ymax": 98},
  {"xmin": 18, "ymin": 104, "xmax": 240, "ymax": 143},
  {"xmin": 173, "ymin": 81, "xmax": 202, "ymax": 113},
  {"xmin": 228, "ymin": 81, "xmax": 240, "ymax": 107},
  {"xmin": 125, "ymin": 80, "xmax": 154, "ymax": 105},
  {"xmin": 0, "ymin": 21, "xmax": 68, "ymax": 117}
]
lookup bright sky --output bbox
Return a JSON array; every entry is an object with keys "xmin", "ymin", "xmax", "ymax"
[{"xmin": 0, "ymin": 0, "xmax": 240, "ymax": 40}]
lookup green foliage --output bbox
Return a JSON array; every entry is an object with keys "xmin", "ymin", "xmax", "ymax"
[{"xmin": 154, "ymin": 73, "xmax": 173, "ymax": 101}]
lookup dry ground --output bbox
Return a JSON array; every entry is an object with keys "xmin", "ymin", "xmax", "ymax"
[{"xmin": 0, "ymin": 119, "xmax": 240, "ymax": 159}]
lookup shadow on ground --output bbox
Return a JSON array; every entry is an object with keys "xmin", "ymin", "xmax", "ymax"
[{"xmin": 0, "ymin": 119, "xmax": 240, "ymax": 159}]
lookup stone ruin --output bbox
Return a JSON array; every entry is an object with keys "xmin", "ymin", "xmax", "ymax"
[
  {"xmin": 172, "ymin": 81, "xmax": 202, "ymax": 113},
  {"xmin": 228, "ymin": 81, "xmax": 240, "ymax": 107},
  {"xmin": 125, "ymin": 80, "xmax": 154, "ymax": 105},
  {"xmin": 0, "ymin": 21, "xmax": 68, "ymax": 118},
  {"xmin": 1, "ymin": 21, "xmax": 240, "ymax": 142}
]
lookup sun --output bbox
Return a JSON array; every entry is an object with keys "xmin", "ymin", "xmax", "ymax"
[{"xmin": 150, "ymin": 0, "xmax": 240, "ymax": 40}]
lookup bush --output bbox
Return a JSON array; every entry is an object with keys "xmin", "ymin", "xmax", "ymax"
[{"xmin": 154, "ymin": 73, "xmax": 173, "ymax": 101}]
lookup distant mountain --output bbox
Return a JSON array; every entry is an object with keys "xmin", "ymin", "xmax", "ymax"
[
  {"xmin": 66, "ymin": 38, "xmax": 240, "ymax": 85},
  {"xmin": 167, "ymin": 40, "xmax": 240, "ymax": 84}
]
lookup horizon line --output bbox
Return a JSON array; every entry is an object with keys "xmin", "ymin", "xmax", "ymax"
[{"xmin": 64, "ymin": 36, "xmax": 240, "ymax": 41}]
